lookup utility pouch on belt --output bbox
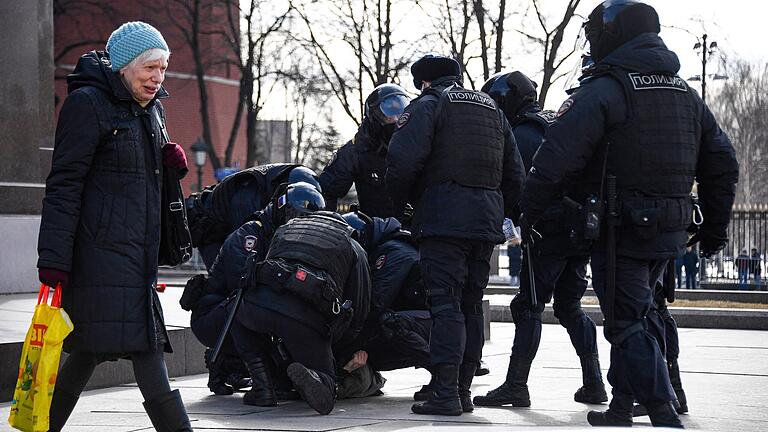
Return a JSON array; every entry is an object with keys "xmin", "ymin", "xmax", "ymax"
[{"xmin": 259, "ymin": 259, "xmax": 344, "ymax": 318}]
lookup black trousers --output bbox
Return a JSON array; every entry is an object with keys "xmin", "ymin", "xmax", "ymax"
[
  {"xmin": 591, "ymin": 252, "xmax": 675, "ymax": 406},
  {"xmin": 509, "ymin": 251, "xmax": 597, "ymax": 360},
  {"xmin": 190, "ymin": 294, "xmax": 238, "ymax": 357},
  {"xmin": 420, "ymin": 237, "xmax": 494, "ymax": 366},
  {"xmin": 233, "ymin": 304, "xmax": 335, "ymax": 377}
]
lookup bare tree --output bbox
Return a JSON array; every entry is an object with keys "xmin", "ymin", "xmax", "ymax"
[
  {"xmin": 292, "ymin": 0, "xmax": 416, "ymax": 126},
  {"xmin": 471, "ymin": 0, "xmax": 509, "ymax": 82},
  {"xmin": 711, "ymin": 59, "xmax": 768, "ymax": 204},
  {"xmin": 159, "ymin": 0, "xmax": 224, "ymax": 170},
  {"xmin": 515, "ymin": 0, "xmax": 582, "ymax": 106},
  {"xmin": 53, "ymin": 0, "xmax": 121, "ymax": 81}
]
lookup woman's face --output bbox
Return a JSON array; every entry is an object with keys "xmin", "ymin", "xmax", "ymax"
[{"xmin": 121, "ymin": 58, "xmax": 168, "ymax": 107}]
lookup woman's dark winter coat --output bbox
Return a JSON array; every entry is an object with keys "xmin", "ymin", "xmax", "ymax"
[{"xmin": 38, "ymin": 51, "xmax": 171, "ymax": 354}]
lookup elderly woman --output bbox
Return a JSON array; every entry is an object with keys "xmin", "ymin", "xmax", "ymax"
[{"xmin": 37, "ymin": 22, "xmax": 191, "ymax": 431}]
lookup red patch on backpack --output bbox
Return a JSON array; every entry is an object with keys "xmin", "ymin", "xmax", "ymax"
[{"xmin": 296, "ymin": 269, "xmax": 307, "ymax": 281}]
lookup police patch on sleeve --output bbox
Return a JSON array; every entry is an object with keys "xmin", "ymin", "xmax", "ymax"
[
  {"xmin": 556, "ymin": 98, "xmax": 574, "ymax": 118},
  {"xmin": 396, "ymin": 112, "xmax": 410, "ymax": 129},
  {"xmin": 536, "ymin": 110, "xmax": 558, "ymax": 124},
  {"xmin": 244, "ymin": 235, "xmax": 257, "ymax": 252},
  {"xmin": 375, "ymin": 254, "xmax": 387, "ymax": 270}
]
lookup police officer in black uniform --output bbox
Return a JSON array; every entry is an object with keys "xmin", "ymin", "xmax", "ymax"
[
  {"xmin": 341, "ymin": 212, "xmax": 430, "ymax": 372},
  {"xmin": 179, "ymin": 182, "xmax": 325, "ymax": 397},
  {"xmin": 186, "ymin": 163, "xmax": 320, "ymax": 268},
  {"xmin": 319, "ymin": 84, "xmax": 410, "ymax": 217},
  {"xmin": 386, "ymin": 54, "xmax": 526, "ymax": 416},
  {"xmin": 231, "ymin": 211, "xmax": 371, "ymax": 415},
  {"xmin": 520, "ymin": 1, "xmax": 738, "ymax": 427},
  {"xmin": 342, "ymin": 212, "xmax": 426, "ymax": 313},
  {"xmin": 473, "ymin": 71, "xmax": 607, "ymax": 408}
]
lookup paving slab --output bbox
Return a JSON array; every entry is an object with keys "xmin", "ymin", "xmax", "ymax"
[{"xmin": 2, "ymin": 322, "xmax": 766, "ymax": 431}]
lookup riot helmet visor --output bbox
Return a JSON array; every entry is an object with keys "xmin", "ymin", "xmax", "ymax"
[{"xmin": 378, "ymin": 94, "xmax": 409, "ymax": 124}]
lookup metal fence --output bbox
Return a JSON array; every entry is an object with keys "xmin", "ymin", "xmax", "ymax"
[{"xmin": 700, "ymin": 205, "xmax": 767, "ymax": 288}]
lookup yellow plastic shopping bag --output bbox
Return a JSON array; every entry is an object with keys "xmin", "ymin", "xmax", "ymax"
[{"xmin": 8, "ymin": 284, "xmax": 73, "ymax": 432}]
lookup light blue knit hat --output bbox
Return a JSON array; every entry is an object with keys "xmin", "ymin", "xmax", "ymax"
[{"xmin": 106, "ymin": 21, "xmax": 169, "ymax": 71}]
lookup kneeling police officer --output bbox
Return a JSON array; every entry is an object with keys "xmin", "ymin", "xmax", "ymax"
[
  {"xmin": 520, "ymin": 1, "xmax": 738, "ymax": 427},
  {"xmin": 474, "ymin": 71, "xmax": 607, "ymax": 408},
  {"xmin": 231, "ymin": 211, "xmax": 371, "ymax": 415},
  {"xmin": 180, "ymin": 182, "xmax": 323, "ymax": 396},
  {"xmin": 186, "ymin": 163, "xmax": 320, "ymax": 269}
]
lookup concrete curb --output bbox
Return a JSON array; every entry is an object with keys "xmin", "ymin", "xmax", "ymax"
[
  {"xmin": 485, "ymin": 285, "xmax": 768, "ymax": 304},
  {"xmin": 490, "ymin": 303, "xmax": 768, "ymax": 330},
  {"xmin": 0, "ymin": 327, "xmax": 207, "ymax": 403}
]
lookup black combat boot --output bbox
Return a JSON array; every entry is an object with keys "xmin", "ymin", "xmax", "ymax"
[
  {"xmin": 413, "ymin": 371, "xmax": 436, "ymax": 401},
  {"xmin": 574, "ymin": 354, "xmax": 609, "ymax": 404},
  {"xmin": 223, "ymin": 355, "xmax": 252, "ymax": 391},
  {"xmin": 647, "ymin": 401, "xmax": 684, "ymax": 428},
  {"xmin": 242, "ymin": 356, "xmax": 277, "ymax": 407},
  {"xmin": 287, "ymin": 362, "xmax": 336, "ymax": 415},
  {"xmin": 475, "ymin": 360, "xmax": 490, "ymax": 376},
  {"xmin": 668, "ymin": 360, "xmax": 688, "ymax": 414},
  {"xmin": 48, "ymin": 389, "xmax": 80, "ymax": 431},
  {"xmin": 458, "ymin": 362, "xmax": 477, "ymax": 413},
  {"xmin": 472, "ymin": 356, "xmax": 531, "ymax": 407},
  {"xmin": 205, "ymin": 349, "xmax": 234, "ymax": 395},
  {"xmin": 412, "ymin": 363, "xmax": 463, "ymax": 416},
  {"xmin": 142, "ymin": 389, "xmax": 193, "ymax": 432},
  {"xmin": 587, "ymin": 392, "xmax": 633, "ymax": 427}
]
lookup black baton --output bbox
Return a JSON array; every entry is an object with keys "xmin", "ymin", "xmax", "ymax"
[
  {"xmin": 206, "ymin": 287, "xmax": 243, "ymax": 365},
  {"xmin": 525, "ymin": 243, "xmax": 538, "ymax": 308}
]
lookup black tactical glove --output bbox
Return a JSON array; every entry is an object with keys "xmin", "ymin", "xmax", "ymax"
[
  {"xmin": 518, "ymin": 213, "xmax": 542, "ymax": 246},
  {"xmin": 179, "ymin": 274, "xmax": 208, "ymax": 311},
  {"xmin": 687, "ymin": 229, "xmax": 727, "ymax": 259}
]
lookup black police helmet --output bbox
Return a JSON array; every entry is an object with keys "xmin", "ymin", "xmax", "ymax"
[
  {"xmin": 341, "ymin": 210, "xmax": 374, "ymax": 251},
  {"xmin": 481, "ymin": 71, "xmax": 538, "ymax": 120},
  {"xmin": 411, "ymin": 54, "xmax": 462, "ymax": 89},
  {"xmin": 273, "ymin": 181, "xmax": 325, "ymax": 225},
  {"xmin": 287, "ymin": 166, "xmax": 321, "ymax": 192},
  {"xmin": 585, "ymin": 0, "xmax": 660, "ymax": 62},
  {"xmin": 365, "ymin": 84, "xmax": 410, "ymax": 127}
]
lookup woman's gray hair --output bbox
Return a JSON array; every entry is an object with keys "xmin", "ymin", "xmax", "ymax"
[{"xmin": 120, "ymin": 48, "xmax": 170, "ymax": 72}]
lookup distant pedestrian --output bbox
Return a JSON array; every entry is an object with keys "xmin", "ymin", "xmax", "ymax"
[
  {"xmin": 736, "ymin": 250, "xmax": 750, "ymax": 290},
  {"xmin": 750, "ymin": 248, "xmax": 762, "ymax": 289},
  {"xmin": 682, "ymin": 247, "xmax": 699, "ymax": 289},
  {"xmin": 675, "ymin": 254, "xmax": 684, "ymax": 291}
]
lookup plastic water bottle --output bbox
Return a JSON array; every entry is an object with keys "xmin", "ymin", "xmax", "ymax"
[{"xmin": 503, "ymin": 218, "xmax": 521, "ymax": 246}]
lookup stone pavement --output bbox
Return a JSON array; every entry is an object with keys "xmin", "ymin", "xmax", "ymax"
[{"xmin": 2, "ymin": 322, "xmax": 767, "ymax": 431}]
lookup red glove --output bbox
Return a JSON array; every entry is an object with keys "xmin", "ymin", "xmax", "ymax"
[
  {"xmin": 39, "ymin": 267, "xmax": 69, "ymax": 290},
  {"xmin": 162, "ymin": 142, "xmax": 188, "ymax": 175}
]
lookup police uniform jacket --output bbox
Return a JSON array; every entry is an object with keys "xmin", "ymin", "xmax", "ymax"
[
  {"xmin": 522, "ymin": 34, "xmax": 739, "ymax": 259},
  {"xmin": 207, "ymin": 208, "xmax": 276, "ymax": 296},
  {"xmin": 386, "ymin": 77, "xmax": 526, "ymax": 242},
  {"xmin": 365, "ymin": 217, "xmax": 423, "ymax": 312},
  {"xmin": 319, "ymin": 120, "xmax": 396, "ymax": 217}
]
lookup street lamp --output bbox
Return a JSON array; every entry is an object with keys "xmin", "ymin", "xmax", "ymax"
[
  {"xmin": 190, "ymin": 138, "xmax": 208, "ymax": 192},
  {"xmin": 690, "ymin": 34, "xmax": 727, "ymax": 104}
]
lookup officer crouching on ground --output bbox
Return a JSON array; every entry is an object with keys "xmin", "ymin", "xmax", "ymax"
[
  {"xmin": 186, "ymin": 163, "xmax": 320, "ymax": 268},
  {"xmin": 386, "ymin": 54, "xmax": 526, "ymax": 416},
  {"xmin": 230, "ymin": 211, "xmax": 371, "ymax": 415},
  {"xmin": 519, "ymin": 0, "xmax": 738, "ymax": 427},
  {"xmin": 179, "ymin": 182, "xmax": 324, "ymax": 398},
  {"xmin": 473, "ymin": 71, "xmax": 607, "ymax": 408},
  {"xmin": 320, "ymin": 85, "xmax": 410, "ymax": 218},
  {"xmin": 336, "ymin": 212, "xmax": 431, "ymax": 397}
]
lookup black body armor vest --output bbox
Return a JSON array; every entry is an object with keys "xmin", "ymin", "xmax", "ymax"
[
  {"xmin": 353, "ymin": 138, "xmax": 395, "ymax": 217},
  {"xmin": 605, "ymin": 69, "xmax": 701, "ymax": 197},
  {"xmin": 266, "ymin": 213, "xmax": 356, "ymax": 294},
  {"xmin": 420, "ymin": 85, "xmax": 504, "ymax": 192}
]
